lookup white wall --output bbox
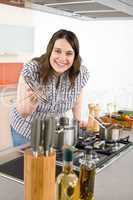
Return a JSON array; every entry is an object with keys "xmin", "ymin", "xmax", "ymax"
[
  {"xmin": 0, "ymin": 4, "xmax": 133, "ymax": 120},
  {"xmin": 31, "ymin": 11, "xmax": 133, "ymax": 119},
  {"xmin": 79, "ymin": 20, "xmax": 133, "ymax": 118}
]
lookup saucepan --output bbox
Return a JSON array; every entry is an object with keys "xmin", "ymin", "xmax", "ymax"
[
  {"xmin": 53, "ymin": 117, "xmax": 79, "ymax": 149},
  {"xmin": 90, "ymin": 116, "xmax": 122, "ymax": 142},
  {"xmin": 99, "ymin": 123, "xmax": 122, "ymax": 142}
]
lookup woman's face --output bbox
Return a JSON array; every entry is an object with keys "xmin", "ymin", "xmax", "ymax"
[{"xmin": 50, "ymin": 38, "xmax": 75, "ymax": 76}]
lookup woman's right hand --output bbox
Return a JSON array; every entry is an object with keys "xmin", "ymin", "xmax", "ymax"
[
  {"xmin": 16, "ymin": 75, "xmax": 39, "ymax": 118},
  {"xmin": 26, "ymin": 88, "xmax": 38, "ymax": 105}
]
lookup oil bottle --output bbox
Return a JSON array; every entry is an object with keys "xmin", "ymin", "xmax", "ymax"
[
  {"xmin": 79, "ymin": 146, "xmax": 96, "ymax": 200},
  {"xmin": 56, "ymin": 147, "xmax": 79, "ymax": 200}
]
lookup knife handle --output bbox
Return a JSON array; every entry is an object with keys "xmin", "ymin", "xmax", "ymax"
[
  {"xmin": 43, "ymin": 117, "xmax": 56, "ymax": 156},
  {"xmin": 31, "ymin": 119, "xmax": 41, "ymax": 157},
  {"xmin": 50, "ymin": 117, "xmax": 57, "ymax": 151}
]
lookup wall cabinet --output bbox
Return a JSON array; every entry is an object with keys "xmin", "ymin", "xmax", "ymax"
[
  {"xmin": 0, "ymin": 24, "xmax": 34, "ymax": 54},
  {"xmin": 0, "ymin": 63, "xmax": 23, "ymax": 86}
]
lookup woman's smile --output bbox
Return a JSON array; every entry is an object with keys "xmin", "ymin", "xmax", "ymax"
[{"xmin": 55, "ymin": 60, "xmax": 66, "ymax": 67}]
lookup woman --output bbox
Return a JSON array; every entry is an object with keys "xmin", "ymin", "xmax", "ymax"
[{"xmin": 10, "ymin": 29, "xmax": 89, "ymax": 146}]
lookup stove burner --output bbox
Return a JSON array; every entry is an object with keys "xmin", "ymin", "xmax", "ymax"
[
  {"xmin": 56, "ymin": 129, "xmax": 133, "ymax": 172},
  {"xmin": 0, "ymin": 130, "xmax": 132, "ymax": 181},
  {"xmin": 92, "ymin": 151, "xmax": 100, "ymax": 162}
]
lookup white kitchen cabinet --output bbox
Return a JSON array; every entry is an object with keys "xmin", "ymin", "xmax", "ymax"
[{"xmin": 0, "ymin": 24, "xmax": 34, "ymax": 54}]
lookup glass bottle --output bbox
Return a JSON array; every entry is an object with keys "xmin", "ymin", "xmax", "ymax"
[
  {"xmin": 56, "ymin": 148, "xmax": 79, "ymax": 200},
  {"xmin": 79, "ymin": 146, "xmax": 96, "ymax": 200}
]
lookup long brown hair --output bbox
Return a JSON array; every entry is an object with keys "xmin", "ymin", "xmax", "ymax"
[{"xmin": 33, "ymin": 29, "xmax": 81, "ymax": 87}]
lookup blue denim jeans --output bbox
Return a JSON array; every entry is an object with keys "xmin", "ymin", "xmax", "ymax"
[{"xmin": 11, "ymin": 126, "xmax": 29, "ymax": 147}]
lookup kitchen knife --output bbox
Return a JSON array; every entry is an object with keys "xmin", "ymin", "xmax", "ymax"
[
  {"xmin": 43, "ymin": 117, "xmax": 56, "ymax": 156},
  {"xmin": 39, "ymin": 120, "xmax": 45, "ymax": 154},
  {"xmin": 31, "ymin": 118, "xmax": 41, "ymax": 157},
  {"xmin": 50, "ymin": 117, "xmax": 57, "ymax": 152}
]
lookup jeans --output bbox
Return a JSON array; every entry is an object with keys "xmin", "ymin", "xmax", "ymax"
[{"xmin": 11, "ymin": 126, "xmax": 29, "ymax": 147}]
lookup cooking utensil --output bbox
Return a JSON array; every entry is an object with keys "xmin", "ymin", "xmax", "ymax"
[
  {"xmin": 89, "ymin": 114, "xmax": 106, "ymax": 129},
  {"xmin": 106, "ymin": 124, "xmax": 121, "ymax": 141},
  {"xmin": 99, "ymin": 124, "xmax": 122, "ymax": 141},
  {"xmin": 53, "ymin": 117, "xmax": 79, "ymax": 149},
  {"xmin": 23, "ymin": 75, "xmax": 48, "ymax": 103},
  {"xmin": 89, "ymin": 114, "xmax": 121, "ymax": 141}
]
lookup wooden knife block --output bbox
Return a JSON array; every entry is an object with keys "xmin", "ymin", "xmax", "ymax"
[{"xmin": 24, "ymin": 149, "xmax": 56, "ymax": 200}]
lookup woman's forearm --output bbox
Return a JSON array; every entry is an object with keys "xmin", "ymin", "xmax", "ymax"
[
  {"xmin": 16, "ymin": 101, "xmax": 37, "ymax": 118},
  {"xmin": 16, "ymin": 75, "xmax": 38, "ymax": 118},
  {"xmin": 72, "ymin": 88, "xmax": 84, "ymax": 121}
]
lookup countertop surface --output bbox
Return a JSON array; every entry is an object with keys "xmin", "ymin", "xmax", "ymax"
[
  {"xmin": 95, "ymin": 147, "xmax": 133, "ymax": 200},
  {"xmin": 0, "ymin": 131, "xmax": 133, "ymax": 200}
]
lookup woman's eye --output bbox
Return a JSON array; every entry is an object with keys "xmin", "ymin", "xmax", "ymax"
[
  {"xmin": 55, "ymin": 49, "xmax": 61, "ymax": 54},
  {"xmin": 54, "ymin": 49, "xmax": 74, "ymax": 56},
  {"xmin": 66, "ymin": 52, "xmax": 73, "ymax": 56}
]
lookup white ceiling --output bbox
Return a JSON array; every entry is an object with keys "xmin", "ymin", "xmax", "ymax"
[{"xmin": 25, "ymin": 0, "xmax": 133, "ymax": 20}]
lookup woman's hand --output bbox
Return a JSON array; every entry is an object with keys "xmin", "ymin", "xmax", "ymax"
[
  {"xmin": 26, "ymin": 88, "xmax": 38, "ymax": 106},
  {"xmin": 79, "ymin": 121, "xmax": 87, "ymax": 129},
  {"xmin": 16, "ymin": 75, "xmax": 39, "ymax": 118}
]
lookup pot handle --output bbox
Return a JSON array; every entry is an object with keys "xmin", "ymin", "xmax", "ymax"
[{"xmin": 55, "ymin": 128, "xmax": 64, "ymax": 135}]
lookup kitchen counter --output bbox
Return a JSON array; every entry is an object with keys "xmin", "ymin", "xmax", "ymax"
[
  {"xmin": 95, "ymin": 147, "xmax": 133, "ymax": 200},
  {"xmin": 0, "ymin": 131, "xmax": 133, "ymax": 200}
]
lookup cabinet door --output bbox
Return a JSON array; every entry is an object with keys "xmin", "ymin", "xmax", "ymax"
[{"xmin": 0, "ymin": 63, "xmax": 23, "ymax": 86}]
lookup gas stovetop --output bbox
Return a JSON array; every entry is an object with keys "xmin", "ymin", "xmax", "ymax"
[
  {"xmin": 0, "ymin": 130, "xmax": 132, "ymax": 182},
  {"xmin": 56, "ymin": 129, "xmax": 133, "ymax": 173}
]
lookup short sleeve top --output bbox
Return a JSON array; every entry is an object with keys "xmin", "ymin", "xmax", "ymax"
[{"xmin": 10, "ymin": 60, "xmax": 89, "ymax": 139}]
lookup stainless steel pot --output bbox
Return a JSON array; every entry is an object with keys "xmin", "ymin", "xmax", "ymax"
[
  {"xmin": 90, "ymin": 116, "xmax": 122, "ymax": 142},
  {"xmin": 53, "ymin": 117, "xmax": 79, "ymax": 149},
  {"xmin": 100, "ymin": 124, "xmax": 122, "ymax": 141}
]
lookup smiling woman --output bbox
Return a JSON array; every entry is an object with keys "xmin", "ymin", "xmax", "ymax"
[
  {"xmin": 49, "ymin": 39, "xmax": 75, "ymax": 76},
  {"xmin": 10, "ymin": 29, "xmax": 89, "ymax": 146}
]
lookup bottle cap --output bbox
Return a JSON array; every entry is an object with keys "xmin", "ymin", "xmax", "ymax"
[{"xmin": 63, "ymin": 148, "xmax": 73, "ymax": 162}]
